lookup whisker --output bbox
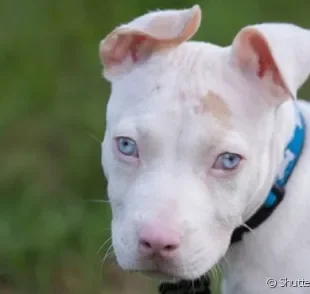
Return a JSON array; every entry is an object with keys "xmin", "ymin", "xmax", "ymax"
[
  {"xmin": 210, "ymin": 267, "xmax": 215, "ymax": 284},
  {"xmin": 223, "ymin": 256, "xmax": 232, "ymax": 269},
  {"xmin": 88, "ymin": 133, "xmax": 102, "ymax": 144},
  {"xmin": 100, "ymin": 228, "xmax": 111, "ymax": 232},
  {"xmin": 212, "ymin": 266, "xmax": 218, "ymax": 285},
  {"xmin": 238, "ymin": 222, "xmax": 278, "ymax": 277},
  {"xmin": 215, "ymin": 263, "xmax": 222, "ymax": 284},
  {"xmin": 241, "ymin": 222, "xmax": 258, "ymax": 240},
  {"xmin": 97, "ymin": 236, "xmax": 112, "ymax": 255},
  {"xmin": 219, "ymin": 263, "xmax": 223, "ymax": 275},
  {"xmin": 102, "ymin": 244, "xmax": 114, "ymax": 265},
  {"xmin": 101, "ymin": 255, "xmax": 117, "ymax": 282},
  {"xmin": 100, "ymin": 245, "xmax": 115, "ymax": 283},
  {"xmin": 86, "ymin": 199, "xmax": 110, "ymax": 204},
  {"xmin": 106, "ymin": 250, "xmax": 115, "ymax": 260}
]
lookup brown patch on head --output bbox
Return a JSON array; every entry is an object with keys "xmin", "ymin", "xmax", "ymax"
[{"xmin": 199, "ymin": 91, "xmax": 232, "ymax": 126}]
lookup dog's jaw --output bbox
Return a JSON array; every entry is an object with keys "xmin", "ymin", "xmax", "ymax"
[{"xmin": 100, "ymin": 6, "xmax": 310, "ymax": 283}]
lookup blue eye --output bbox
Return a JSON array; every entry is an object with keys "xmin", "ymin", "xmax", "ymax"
[
  {"xmin": 116, "ymin": 137, "xmax": 138, "ymax": 157},
  {"xmin": 213, "ymin": 152, "xmax": 242, "ymax": 170}
]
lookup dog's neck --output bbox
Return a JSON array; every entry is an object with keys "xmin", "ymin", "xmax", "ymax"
[{"xmin": 242, "ymin": 100, "xmax": 297, "ymax": 222}]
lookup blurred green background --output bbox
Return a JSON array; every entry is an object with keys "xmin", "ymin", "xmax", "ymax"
[{"xmin": 1, "ymin": 0, "xmax": 310, "ymax": 293}]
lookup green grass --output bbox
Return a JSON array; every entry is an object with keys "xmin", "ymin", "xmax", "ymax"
[{"xmin": 1, "ymin": 0, "xmax": 310, "ymax": 293}]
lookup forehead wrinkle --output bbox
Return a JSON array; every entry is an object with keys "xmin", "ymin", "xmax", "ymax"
[
  {"xmin": 134, "ymin": 114, "xmax": 162, "ymax": 140},
  {"xmin": 163, "ymin": 42, "xmax": 223, "ymax": 73},
  {"xmin": 135, "ymin": 106, "xmax": 182, "ymax": 140},
  {"xmin": 143, "ymin": 42, "xmax": 224, "ymax": 84}
]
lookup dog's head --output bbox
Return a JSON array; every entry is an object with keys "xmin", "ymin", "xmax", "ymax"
[{"xmin": 99, "ymin": 5, "xmax": 309, "ymax": 280}]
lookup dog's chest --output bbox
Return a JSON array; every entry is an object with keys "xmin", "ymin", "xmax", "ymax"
[
  {"xmin": 221, "ymin": 239, "xmax": 310, "ymax": 294},
  {"xmin": 220, "ymin": 206, "xmax": 310, "ymax": 293}
]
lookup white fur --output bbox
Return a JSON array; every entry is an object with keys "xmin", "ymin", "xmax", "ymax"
[{"xmin": 100, "ymin": 5, "xmax": 310, "ymax": 293}]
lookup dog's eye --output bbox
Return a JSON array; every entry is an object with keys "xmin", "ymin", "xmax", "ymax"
[
  {"xmin": 115, "ymin": 137, "xmax": 138, "ymax": 157},
  {"xmin": 213, "ymin": 152, "xmax": 241, "ymax": 170}
]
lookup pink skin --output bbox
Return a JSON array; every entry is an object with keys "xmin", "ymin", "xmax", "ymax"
[{"xmin": 139, "ymin": 222, "xmax": 181, "ymax": 259}]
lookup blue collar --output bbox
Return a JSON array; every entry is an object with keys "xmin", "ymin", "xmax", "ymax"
[
  {"xmin": 264, "ymin": 105, "xmax": 306, "ymax": 208},
  {"xmin": 231, "ymin": 103, "xmax": 306, "ymax": 244}
]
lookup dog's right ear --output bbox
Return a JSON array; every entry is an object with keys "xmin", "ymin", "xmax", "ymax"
[
  {"xmin": 99, "ymin": 5, "xmax": 201, "ymax": 81},
  {"xmin": 230, "ymin": 23, "xmax": 310, "ymax": 108}
]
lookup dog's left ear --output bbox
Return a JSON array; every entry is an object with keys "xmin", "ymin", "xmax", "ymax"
[
  {"xmin": 231, "ymin": 23, "xmax": 310, "ymax": 107},
  {"xmin": 99, "ymin": 5, "xmax": 201, "ymax": 81}
]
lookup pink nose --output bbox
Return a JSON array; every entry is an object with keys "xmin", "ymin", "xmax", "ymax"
[{"xmin": 138, "ymin": 223, "xmax": 181, "ymax": 258}]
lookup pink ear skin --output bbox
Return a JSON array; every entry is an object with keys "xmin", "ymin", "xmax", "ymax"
[
  {"xmin": 100, "ymin": 34, "xmax": 149, "ymax": 66},
  {"xmin": 232, "ymin": 28, "xmax": 292, "ymax": 101},
  {"xmin": 99, "ymin": 5, "xmax": 201, "ymax": 80},
  {"xmin": 245, "ymin": 30, "xmax": 287, "ymax": 90},
  {"xmin": 130, "ymin": 35, "xmax": 147, "ymax": 62}
]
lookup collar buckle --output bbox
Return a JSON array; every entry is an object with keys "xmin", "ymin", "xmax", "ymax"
[{"xmin": 271, "ymin": 184, "xmax": 285, "ymax": 200}]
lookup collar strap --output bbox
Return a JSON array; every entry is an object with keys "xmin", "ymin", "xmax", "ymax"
[
  {"xmin": 158, "ymin": 104, "xmax": 306, "ymax": 294},
  {"xmin": 231, "ymin": 104, "xmax": 306, "ymax": 244},
  {"xmin": 158, "ymin": 276, "xmax": 211, "ymax": 294}
]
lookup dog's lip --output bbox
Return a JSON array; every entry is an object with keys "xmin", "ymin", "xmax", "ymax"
[
  {"xmin": 126, "ymin": 257, "xmax": 211, "ymax": 281},
  {"xmin": 138, "ymin": 269, "xmax": 182, "ymax": 282},
  {"xmin": 129, "ymin": 265, "xmax": 197, "ymax": 282}
]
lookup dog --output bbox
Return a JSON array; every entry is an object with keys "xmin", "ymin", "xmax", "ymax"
[{"xmin": 99, "ymin": 5, "xmax": 310, "ymax": 294}]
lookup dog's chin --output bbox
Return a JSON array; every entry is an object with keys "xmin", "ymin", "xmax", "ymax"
[
  {"xmin": 137, "ymin": 267, "xmax": 207, "ymax": 282},
  {"xmin": 121, "ymin": 255, "xmax": 217, "ymax": 282},
  {"xmin": 141, "ymin": 270, "xmax": 179, "ymax": 281}
]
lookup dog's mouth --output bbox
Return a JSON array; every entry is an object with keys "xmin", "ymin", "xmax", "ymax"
[
  {"xmin": 120, "ymin": 247, "xmax": 222, "ymax": 282},
  {"xmin": 128, "ymin": 262, "xmax": 207, "ymax": 282},
  {"xmin": 144, "ymin": 270, "xmax": 175, "ymax": 281},
  {"xmin": 135, "ymin": 269, "xmax": 184, "ymax": 282}
]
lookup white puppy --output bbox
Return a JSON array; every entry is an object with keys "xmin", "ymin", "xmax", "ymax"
[{"xmin": 99, "ymin": 5, "xmax": 310, "ymax": 294}]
